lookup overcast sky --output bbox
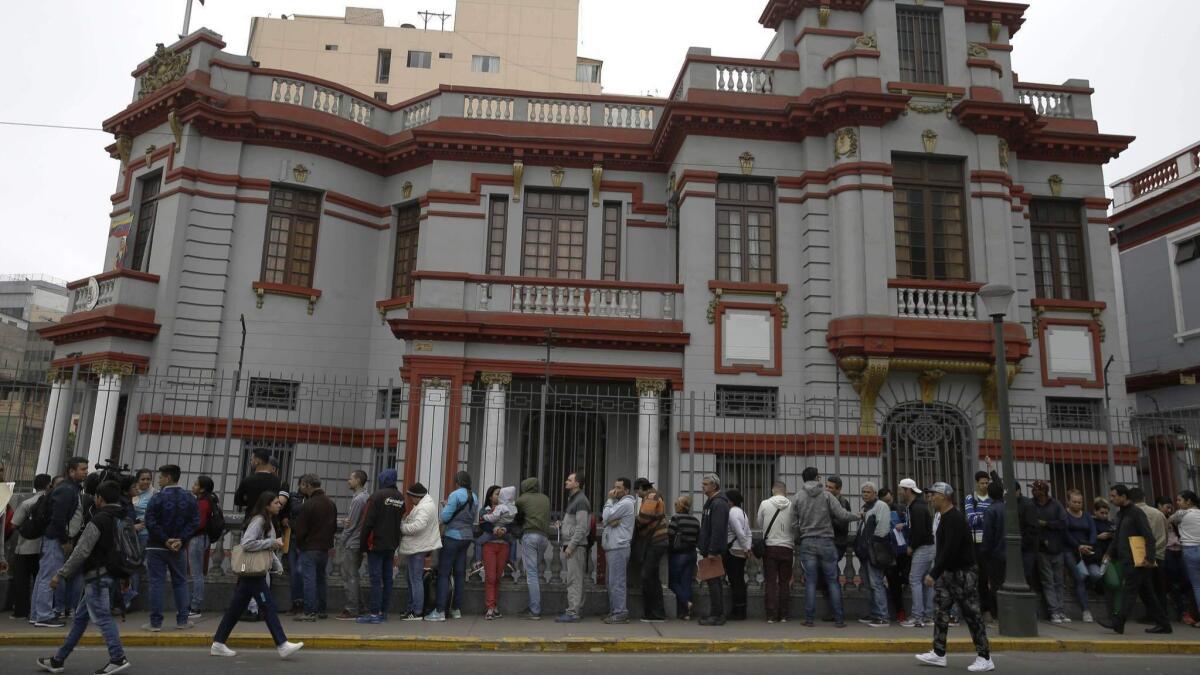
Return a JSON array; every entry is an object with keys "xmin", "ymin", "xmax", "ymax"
[{"xmin": 1, "ymin": 0, "xmax": 1197, "ymax": 282}]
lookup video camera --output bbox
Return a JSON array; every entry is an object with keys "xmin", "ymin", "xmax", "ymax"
[{"xmin": 92, "ymin": 458, "xmax": 131, "ymax": 490}]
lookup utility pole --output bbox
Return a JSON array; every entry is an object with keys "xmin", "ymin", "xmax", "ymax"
[
  {"xmin": 536, "ymin": 328, "xmax": 554, "ymax": 487},
  {"xmin": 417, "ymin": 10, "xmax": 452, "ymax": 30},
  {"xmin": 180, "ymin": 0, "xmax": 202, "ymax": 39},
  {"xmin": 220, "ymin": 315, "xmax": 247, "ymax": 494}
]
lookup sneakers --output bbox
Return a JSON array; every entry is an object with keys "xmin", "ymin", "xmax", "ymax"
[
  {"xmin": 915, "ymin": 650, "xmax": 947, "ymax": 667},
  {"xmin": 277, "ymin": 641, "xmax": 304, "ymax": 659},
  {"xmin": 295, "ymin": 613, "xmax": 318, "ymax": 622},
  {"xmin": 356, "ymin": 614, "xmax": 384, "ymax": 624},
  {"xmin": 698, "ymin": 615, "xmax": 726, "ymax": 626},
  {"xmin": 867, "ymin": 618, "xmax": 890, "ymax": 628},
  {"xmin": 968, "ymin": 656, "xmax": 996, "ymax": 672},
  {"xmin": 485, "ymin": 608, "xmax": 501, "ymax": 621},
  {"xmin": 176, "ymin": 621, "xmax": 196, "ymax": 630},
  {"xmin": 188, "ymin": 611, "xmax": 202, "ymax": 620},
  {"xmin": 94, "ymin": 659, "xmax": 131, "ymax": 674},
  {"xmin": 517, "ymin": 608, "xmax": 542, "ymax": 621},
  {"xmin": 34, "ymin": 619, "xmax": 66, "ymax": 628},
  {"xmin": 36, "ymin": 657, "xmax": 65, "ymax": 673},
  {"xmin": 603, "ymin": 613, "xmax": 630, "ymax": 624},
  {"xmin": 1181, "ymin": 612, "xmax": 1197, "ymax": 626},
  {"xmin": 336, "ymin": 610, "xmax": 359, "ymax": 621},
  {"xmin": 449, "ymin": 609, "xmax": 462, "ymax": 620},
  {"xmin": 1082, "ymin": 610, "xmax": 1094, "ymax": 624},
  {"xmin": 901, "ymin": 618, "xmax": 925, "ymax": 628},
  {"xmin": 833, "ymin": 620, "xmax": 847, "ymax": 628},
  {"xmin": 401, "ymin": 612, "xmax": 424, "ymax": 621},
  {"xmin": 555, "ymin": 612, "xmax": 581, "ymax": 623},
  {"xmin": 1050, "ymin": 613, "xmax": 1071, "ymax": 625},
  {"xmin": 210, "ymin": 642, "xmax": 237, "ymax": 657},
  {"xmin": 424, "ymin": 610, "xmax": 446, "ymax": 622},
  {"xmin": 140, "ymin": 623, "xmax": 162, "ymax": 632}
]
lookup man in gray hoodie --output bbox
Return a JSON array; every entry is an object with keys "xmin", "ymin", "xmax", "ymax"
[
  {"xmin": 601, "ymin": 478, "xmax": 636, "ymax": 624},
  {"xmin": 790, "ymin": 467, "xmax": 860, "ymax": 627},
  {"xmin": 556, "ymin": 471, "xmax": 591, "ymax": 623}
]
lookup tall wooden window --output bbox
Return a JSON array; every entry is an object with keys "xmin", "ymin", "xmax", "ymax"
[
  {"xmin": 601, "ymin": 202, "xmax": 621, "ymax": 280},
  {"xmin": 521, "ymin": 191, "xmax": 587, "ymax": 278},
  {"xmin": 486, "ymin": 196, "xmax": 508, "ymax": 275},
  {"xmin": 261, "ymin": 186, "xmax": 320, "ymax": 288},
  {"xmin": 897, "ymin": 6, "xmax": 945, "ymax": 85},
  {"xmin": 392, "ymin": 204, "xmax": 420, "ymax": 298},
  {"xmin": 716, "ymin": 179, "xmax": 775, "ymax": 282},
  {"xmin": 129, "ymin": 172, "xmax": 161, "ymax": 272},
  {"xmin": 1031, "ymin": 199, "xmax": 1088, "ymax": 300},
  {"xmin": 893, "ymin": 156, "xmax": 967, "ymax": 280}
]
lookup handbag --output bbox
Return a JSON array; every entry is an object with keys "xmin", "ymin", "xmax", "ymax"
[
  {"xmin": 869, "ymin": 536, "xmax": 897, "ymax": 569},
  {"xmin": 231, "ymin": 544, "xmax": 273, "ymax": 577},
  {"xmin": 752, "ymin": 508, "xmax": 783, "ymax": 559}
]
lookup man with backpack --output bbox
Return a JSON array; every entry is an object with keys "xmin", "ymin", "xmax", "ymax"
[
  {"xmin": 8, "ymin": 474, "xmax": 52, "ymax": 620},
  {"xmin": 143, "ymin": 464, "xmax": 200, "ymax": 631},
  {"xmin": 36, "ymin": 480, "xmax": 134, "ymax": 674},
  {"xmin": 31, "ymin": 457, "xmax": 90, "ymax": 628},
  {"xmin": 556, "ymin": 470, "xmax": 591, "ymax": 623},
  {"xmin": 187, "ymin": 475, "xmax": 221, "ymax": 619}
]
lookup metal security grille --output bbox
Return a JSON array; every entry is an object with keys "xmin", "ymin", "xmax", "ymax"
[
  {"xmin": 897, "ymin": 6, "xmax": 945, "ymax": 85},
  {"xmin": 883, "ymin": 403, "xmax": 971, "ymax": 493},
  {"xmin": 1047, "ymin": 397, "xmax": 1102, "ymax": 430},
  {"xmin": 246, "ymin": 377, "xmax": 299, "ymax": 410},
  {"xmin": 715, "ymin": 385, "xmax": 778, "ymax": 419}
]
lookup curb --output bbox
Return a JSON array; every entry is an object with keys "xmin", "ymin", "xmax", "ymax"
[{"xmin": 2, "ymin": 633, "xmax": 1198, "ymax": 654}]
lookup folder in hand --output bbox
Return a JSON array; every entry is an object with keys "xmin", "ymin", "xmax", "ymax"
[
  {"xmin": 1129, "ymin": 536, "xmax": 1148, "ymax": 567},
  {"xmin": 696, "ymin": 555, "xmax": 725, "ymax": 581}
]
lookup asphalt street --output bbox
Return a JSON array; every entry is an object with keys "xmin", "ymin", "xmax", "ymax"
[{"xmin": 4, "ymin": 648, "xmax": 1193, "ymax": 674}]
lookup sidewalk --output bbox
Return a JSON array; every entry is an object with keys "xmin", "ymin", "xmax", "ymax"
[{"xmin": 3, "ymin": 612, "xmax": 1198, "ymax": 653}]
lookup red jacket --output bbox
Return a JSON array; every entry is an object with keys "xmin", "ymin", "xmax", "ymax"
[{"xmin": 195, "ymin": 494, "xmax": 211, "ymax": 537}]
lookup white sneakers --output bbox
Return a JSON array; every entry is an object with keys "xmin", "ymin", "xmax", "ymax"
[
  {"xmin": 277, "ymin": 641, "xmax": 305, "ymax": 659},
  {"xmin": 1082, "ymin": 610, "xmax": 1094, "ymax": 623},
  {"xmin": 968, "ymin": 656, "xmax": 996, "ymax": 672},
  {"xmin": 210, "ymin": 642, "xmax": 237, "ymax": 657},
  {"xmin": 916, "ymin": 651, "xmax": 947, "ymax": 667}
]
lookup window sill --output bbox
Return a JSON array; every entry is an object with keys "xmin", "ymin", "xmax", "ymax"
[
  {"xmin": 1175, "ymin": 328, "xmax": 1200, "ymax": 344},
  {"xmin": 252, "ymin": 281, "xmax": 323, "ymax": 315}
]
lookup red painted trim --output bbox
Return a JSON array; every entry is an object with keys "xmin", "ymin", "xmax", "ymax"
[
  {"xmin": 978, "ymin": 42, "xmax": 1015, "ymax": 52},
  {"xmin": 970, "ymin": 170, "xmax": 1015, "ymax": 188},
  {"xmin": 164, "ymin": 167, "xmax": 271, "ymax": 191},
  {"xmin": 777, "ymin": 162, "xmax": 894, "ymax": 190},
  {"xmin": 679, "ymin": 190, "xmax": 717, "ymax": 206},
  {"xmin": 887, "ymin": 82, "xmax": 967, "ymax": 97},
  {"xmin": 599, "ymin": 180, "xmax": 668, "ymax": 216},
  {"xmin": 826, "ymin": 315, "xmax": 1030, "ymax": 363},
  {"xmin": 51, "ymin": 351, "xmax": 151, "ymax": 374},
  {"xmin": 1030, "ymin": 298, "xmax": 1106, "ymax": 312},
  {"xmin": 1014, "ymin": 81, "xmax": 1095, "ymax": 95},
  {"xmin": 110, "ymin": 145, "xmax": 177, "ymax": 204},
  {"xmin": 252, "ymin": 281, "xmax": 323, "ymax": 299},
  {"xmin": 1037, "ymin": 317, "xmax": 1104, "ymax": 389},
  {"xmin": 390, "ymin": 310, "xmax": 689, "ymax": 352},
  {"xmin": 971, "ymin": 190, "xmax": 1015, "ymax": 200},
  {"xmin": 158, "ymin": 186, "xmax": 269, "ymax": 205},
  {"xmin": 325, "ymin": 191, "xmax": 392, "ymax": 218},
  {"xmin": 677, "ymin": 170, "xmax": 719, "ymax": 188},
  {"xmin": 420, "ymin": 210, "xmax": 486, "ymax": 220},
  {"xmin": 626, "ymin": 219, "xmax": 667, "ymax": 229},
  {"xmin": 323, "ymin": 209, "xmax": 389, "ymax": 230},
  {"xmin": 978, "ymin": 439, "xmax": 1139, "ymax": 465},
  {"xmin": 887, "ymin": 279, "xmax": 985, "ymax": 292},
  {"xmin": 376, "ymin": 295, "xmax": 414, "ymax": 311},
  {"xmin": 713, "ymin": 301, "xmax": 784, "ymax": 377},
  {"xmin": 138, "ymin": 414, "xmax": 403, "ymax": 448},
  {"xmin": 66, "ymin": 269, "xmax": 160, "ymax": 291},
  {"xmin": 454, "ymin": 356, "xmax": 684, "ymax": 390},
  {"xmin": 679, "ymin": 432, "xmax": 885, "ymax": 456},
  {"xmin": 1113, "ymin": 184, "xmax": 1200, "ymax": 251},
  {"xmin": 966, "ymin": 58, "xmax": 1004, "ymax": 75},
  {"xmin": 39, "ymin": 305, "xmax": 161, "ymax": 345},
  {"xmin": 1125, "ymin": 364, "xmax": 1200, "ymax": 394},
  {"xmin": 411, "ymin": 271, "xmax": 684, "ymax": 293},
  {"xmin": 1083, "ymin": 196, "xmax": 1112, "ymax": 210},
  {"xmin": 708, "ymin": 280, "xmax": 789, "ymax": 295},
  {"xmin": 823, "ymin": 49, "xmax": 881, "ymax": 71}
]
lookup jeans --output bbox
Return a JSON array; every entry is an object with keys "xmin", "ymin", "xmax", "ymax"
[
  {"xmin": 908, "ymin": 545, "xmax": 936, "ymax": 621},
  {"xmin": 484, "ymin": 542, "xmax": 511, "ymax": 611},
  {"xmin": 213, "ymin": 575, "xmax": 288, "ymax": 646},
  {"xmin": 1163, "ymin": 549, "xmax": 1192, "ymax": 618},
  {"xmin": 605, "ymin": 546, "xmax": 631, "ymax": 617},
  {"xmin": 365, "ymin": 551, "xmax": 394, "ymax": 616},
  {"xmin": 724, "ymin": 552, "xmax": 748, "ymax": 618},
  {"xmin": 521, "ymin": 533, "xmax": 549, "ymax": 615},
  {"xmin": 866, "ymin": 562, "xmax": 889, "ymax": 620},
  {"xmin": 562, "ymin": 544, "xmax": 587, "ymax": 616},
  {"xmin": 186, "ymin": 534, "xmax": 208, "ymax": 611},
  {"xmin": 56, "ymin": 575, "xmax": 125, "ymax": 665},
  {"xmin": 667, "ymin": 551, "xmax": 696, "ymax": 617},
  {"xmin": 436, "ymin": 537, "xmax": 471, "ymax": 612},
  {"xmin": 800, "ymin": 538, "xmax": 844, "ymax": 622},
  {"xmin": 341, "ymin": 548, "xmax": 364, "ymax": 614},
  {"xmin": 300, "ymin": 549, "xmax": 329, "ymax": 614},
  {"xmin": 146, "ymin": 547, "xmax": 189, "ymax": 627},
  {"xmin": 1182, "ymin": 546, "xmax": 1200, "ymax": 616},
  {"xmin": 32, "ymin": 538, "xmax": 70, "ymax": 621},
  {"xmin": 1037, "ymin": 551, "xmax": 1066, "ymax": 616},
  {"xmin": 1067, "ymin": 552, "xmax": 1102, "ymax": 612},
  {"xmin": 641, "ymin": 543, "xmax": 667, "ymax": 620},
  {"xmin": 288, "ymin": 545, "xmax": 304, "ymax": 605},
  {"xmin": 406, "ymin": 552, "xmax": 428, "ymax": 615},
  {"xmin": 762, "ymin": 545, "xmax": 793, "ymax": 621}
]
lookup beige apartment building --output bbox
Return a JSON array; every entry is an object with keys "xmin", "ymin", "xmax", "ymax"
[{"xmin": 247, "ymin": 1, "xmax": 602, "ymax": 104}]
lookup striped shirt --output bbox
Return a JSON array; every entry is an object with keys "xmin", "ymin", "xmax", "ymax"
[{"xmin": 667, "ymin": 513, "xmax": 700, "ymax": 553}]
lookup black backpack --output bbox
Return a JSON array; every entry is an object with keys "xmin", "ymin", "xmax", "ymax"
[
  {"xmin": 18, "ymin": 493, "xmax": 52, "ymax": 540},
  {"xmin": 103, "ymin": 511, "xmax": 145, "ymax": 577},
  {"xmin": 204, "ymin": 494, "xmax": 225, "ymax": 540}
]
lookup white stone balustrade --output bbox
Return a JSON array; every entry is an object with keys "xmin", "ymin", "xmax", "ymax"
[
  {"xmin": 463, "ymin": 95, "xmax": 515, "ymax": 120},
  {"xmin": 1112, "ymin": 142, "xmax": 1200, "ymax": 208},
  {"xmin": 528, "ymin": 99, "xmax": 591, "ymax": 125},
  {"xmin": 270, "ymin": 78, "xmax": 305, "ymax": 105},
  {"xmin": 348, "ymin": 98, "xmax": 374, "ymax": 126},
  {"xmin": 715, "ymin": 64, "xmax": 774, "ymax": 94},
  {"xmin": 604, "ymin": 103, "xmax": 655, "ymax": 129},
  {"xmin": 511, "ymin": 284, "xmax": 643, "ymax": 318},
  {"xmin": 402, "ymin": 99, "xmax": 433, "ymax": 129},
  {"xmin": 1016, "ymin": 88, "xmax": 1073, "ymax": 118},
  {"xmin": 893, "ymin": 284, "xmax": 979, "ymax": 320},
  {"xmin": 70, "ymin": 278, "xmax": 116, "ymax": 313},
  {"xmin": 310, "ymin": 86, "xmax": 342, "ymax": 115}
]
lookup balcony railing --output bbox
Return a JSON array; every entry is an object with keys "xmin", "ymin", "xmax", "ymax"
[
  {"xmin": 478, "ymin": 278, "xmax": 680, "ymax": 320},
  {"xmin": 1016, "ymin": 87, "xmax": 1073, "ymax": 118},
  {"xmin": 65, "ymin": 270, "xmax": 160, "ymax": 314},
  {"xmin": 889, "ymin": 280, "xmax": 981, "ymax": 321},
  {"xmin": 269, "ymin": 76, "xmax": 376, "ymax": 128},
  {"xmin": 1112, "ymin": 141, "xmax": 1200, "ymax": 209}
]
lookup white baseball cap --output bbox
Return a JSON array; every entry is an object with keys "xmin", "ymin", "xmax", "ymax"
[{"xmin": 898, "ymin": 478, "xmax": 922, "ymax": 493}]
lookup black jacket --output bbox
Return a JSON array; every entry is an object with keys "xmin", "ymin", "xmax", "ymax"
[
  {"xmin": 295, "ymin": 489, "xmax": 338, "ymax": 552},
  {"xmin": 832, "ymin": 494, "xmax": 853, "ymax": 552},
  {"xmin": 1112, "ymin": 503, "xmax": 1154, "ymax": 565},
  {"xmin": 1032, "ymin": 497, "xmax": 1068, "ymax": 555},
  {"xmin": 698, "ymin": 492, "xmax": 730, "ymax": 557},
  {"xmin": 234, "ymin": 471, "xmax": 282, "ymax": 515},
  {"xmin": 930, "ymin": 506, "xmax": 974, "ymax": 579},
  {"xmin": 361, "ymin": 486, "xmax": 405, "ymax": 553},
  {"xmin": 45, "ymin": 478, "xmax": 82, "ymax": 544},
  {"xmin": 59, "ymin": 503, "xmax": 129, "ymax": 580},
  {"xmin": 906, "ymin": 496, "xmax": 934, "ymax": 549}
]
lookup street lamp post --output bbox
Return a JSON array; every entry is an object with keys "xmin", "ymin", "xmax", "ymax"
[{"xmin": 978, "ymin": 283, "xmax": 1038, "ymax": 637}]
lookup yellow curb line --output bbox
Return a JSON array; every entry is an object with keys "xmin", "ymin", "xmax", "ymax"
[{"xmin": 2, "ymin": 633, "xmax": 1198, "ymax": 654}]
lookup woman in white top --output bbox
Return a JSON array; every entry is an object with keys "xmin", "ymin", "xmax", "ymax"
[
  {"xmin": 210, "ymin": 492, "xmax": 303, "ymax": 659},
  {"xmin": 724, "ymin": 488, "xmax": 754, "ymax": 621},
  {"xmin": 1171, "ymin": 490, "xmax": 1200, "ymax": 622}
]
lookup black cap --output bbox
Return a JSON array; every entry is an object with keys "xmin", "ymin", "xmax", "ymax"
[
  {"xmin": 406, "ymin": 483, "xmax": 428, "ymax": 498},
  {"xmin": 634, "ymin": 477, "xmax": 654, "ymax": 490}
]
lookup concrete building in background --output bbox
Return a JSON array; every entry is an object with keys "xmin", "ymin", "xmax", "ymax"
[
  {"xmin": 247, "ymin": 1, "xmax": 603, "ymax": 104},
  {"xmin": 35, "ymin": 0, "xmax": 1163, "ymax": 515}
]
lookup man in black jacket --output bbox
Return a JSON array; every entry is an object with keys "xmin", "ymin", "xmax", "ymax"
[
  {"xmin": 357, "ymin": 468, "xmax": 405, "ymax": 624},
  {"xmin": 900, "ymin": 478, "xmax": 935, "ymax": 628},
  {"xmin": 914, "ymin": 482, "xmax": 993, "ymax": 672},
  {"xmin": 293, "ymin": 474, "xmax": 337, "ymax": 621},
  {"xmin": 697, "ymin": 473, "xmax": 729, "ymax": 626},
  {"xmin": 37, "ymin": 480, "xmax": 131, "ymax": 674},
  {"xmin": 31, "ymin": 456, "xmax": 89, "ymax": 628},
  {"xmin": 233, "ymin": 449, "xmax": 281, "ymax": 517},
  {"xmin": 1031, "ymin": 480, "xmax": 1069, "ymax": 623},
  {"xmin": 1098, "ymin": 484, "xmax": 1171, "ymax": 634}
]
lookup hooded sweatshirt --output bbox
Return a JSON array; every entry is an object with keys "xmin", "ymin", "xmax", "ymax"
[
  {"xmin": 790, "ymin": 480, "xmax": 857, "ymax": 541},
  {"xmin": 757, "ymin": 495, "xmax": 794, "ymax": 549},
  {"xmin": 602, "ymin": 493, "xmax": 636, "ymax": 551},
  {"xmin": 399, "ymin": 494, "xmax": 442, "ymax": 555},
  {"xmin": 515, "ymin": 477, "xmax": 550, "ymax": 538},
  {"xmin": 361, "ymin": 470, "xmax": 405, "ymax": 553},
  {"xmin": 483, "ymin": 486, "xmax": 518, "ymax": 529}
]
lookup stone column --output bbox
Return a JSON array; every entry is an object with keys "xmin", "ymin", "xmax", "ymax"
[
  {"xmin": 479, "ymin": 372, "xmax": 510, "ymax": 490},
  {"xmin": 86, "ymin": 369, "xmax": 124, "ymax": 468},
  {"xmin": 417, "ymin": 378, "xmax": 451, "ymax": 502},
  {"xmin": 635, "ymin": 378, "xmax": 666, "ymax": 484},
  {"xmin": 36, "ymin": 373, "xmax": 72, "ymax": 475}
]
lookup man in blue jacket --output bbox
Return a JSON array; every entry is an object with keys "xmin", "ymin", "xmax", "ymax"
[
  {"xmin": 31, "ymin": 457, "xmax": 89, "ymax": 627},
  {"xmin": 142, "ymin": 464, "xmax": 199, "ymax": 631}
]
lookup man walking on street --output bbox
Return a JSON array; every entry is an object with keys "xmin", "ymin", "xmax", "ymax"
[
  {"xmin": 601, "ymin": 478, "xmax": 636, "ymax": 624},
  {"xmin": 915, "ymin": 482, "xmax": 995, "ymax": 672},
  {"xmin": 900, "ymin": 478, "xmax": 935, "ymax": 628},
  {"xmin": 698, "ymin": 473, "xmax": 730, "ymax": 626},
  {"xmin": 556, "ymin": 471, "xmax": 591, "ymax": 623},
  {"xmin": 337, "ymin": 470, "xmax": 370, "ymax": 620},
  {"xmin": 757, "ymin": 480, "xmax": 793, "ymax": 623},
  {"xmin": 1099, "ymin": 484, "xmax": 1171, "ymax": 634},
  {"xmin": 143, "ymin": 464, "xmax": 199, "ymax": 632},
  {"xmin": 515, "ymin": 477, "xmax": 550, "ymax": 620},
  {"xmin": 31, "ymin": 457, "xmax": 89, "ymax": 628},
  {"xmin": 293, "ymin": 474, "xmax": 337, "ymax": 621},
  {"xmin": 859, "ymin": 482, "xmax": 893, "ymax": 627},
  {"xmin": 36, "ymin": 480, "xmax": 132, "ymax": 675},
  {"xmin": 791, "ymin": 467, "xmax": 859, "ymax": 627},
  {"xmin": 357, "ymin": 469, "xmax": 404, "ymax": 624}
]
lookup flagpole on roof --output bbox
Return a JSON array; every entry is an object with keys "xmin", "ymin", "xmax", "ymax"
[{"xmin": 180, "ymin": 0, "xmax": 195, "ymax": 39}]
